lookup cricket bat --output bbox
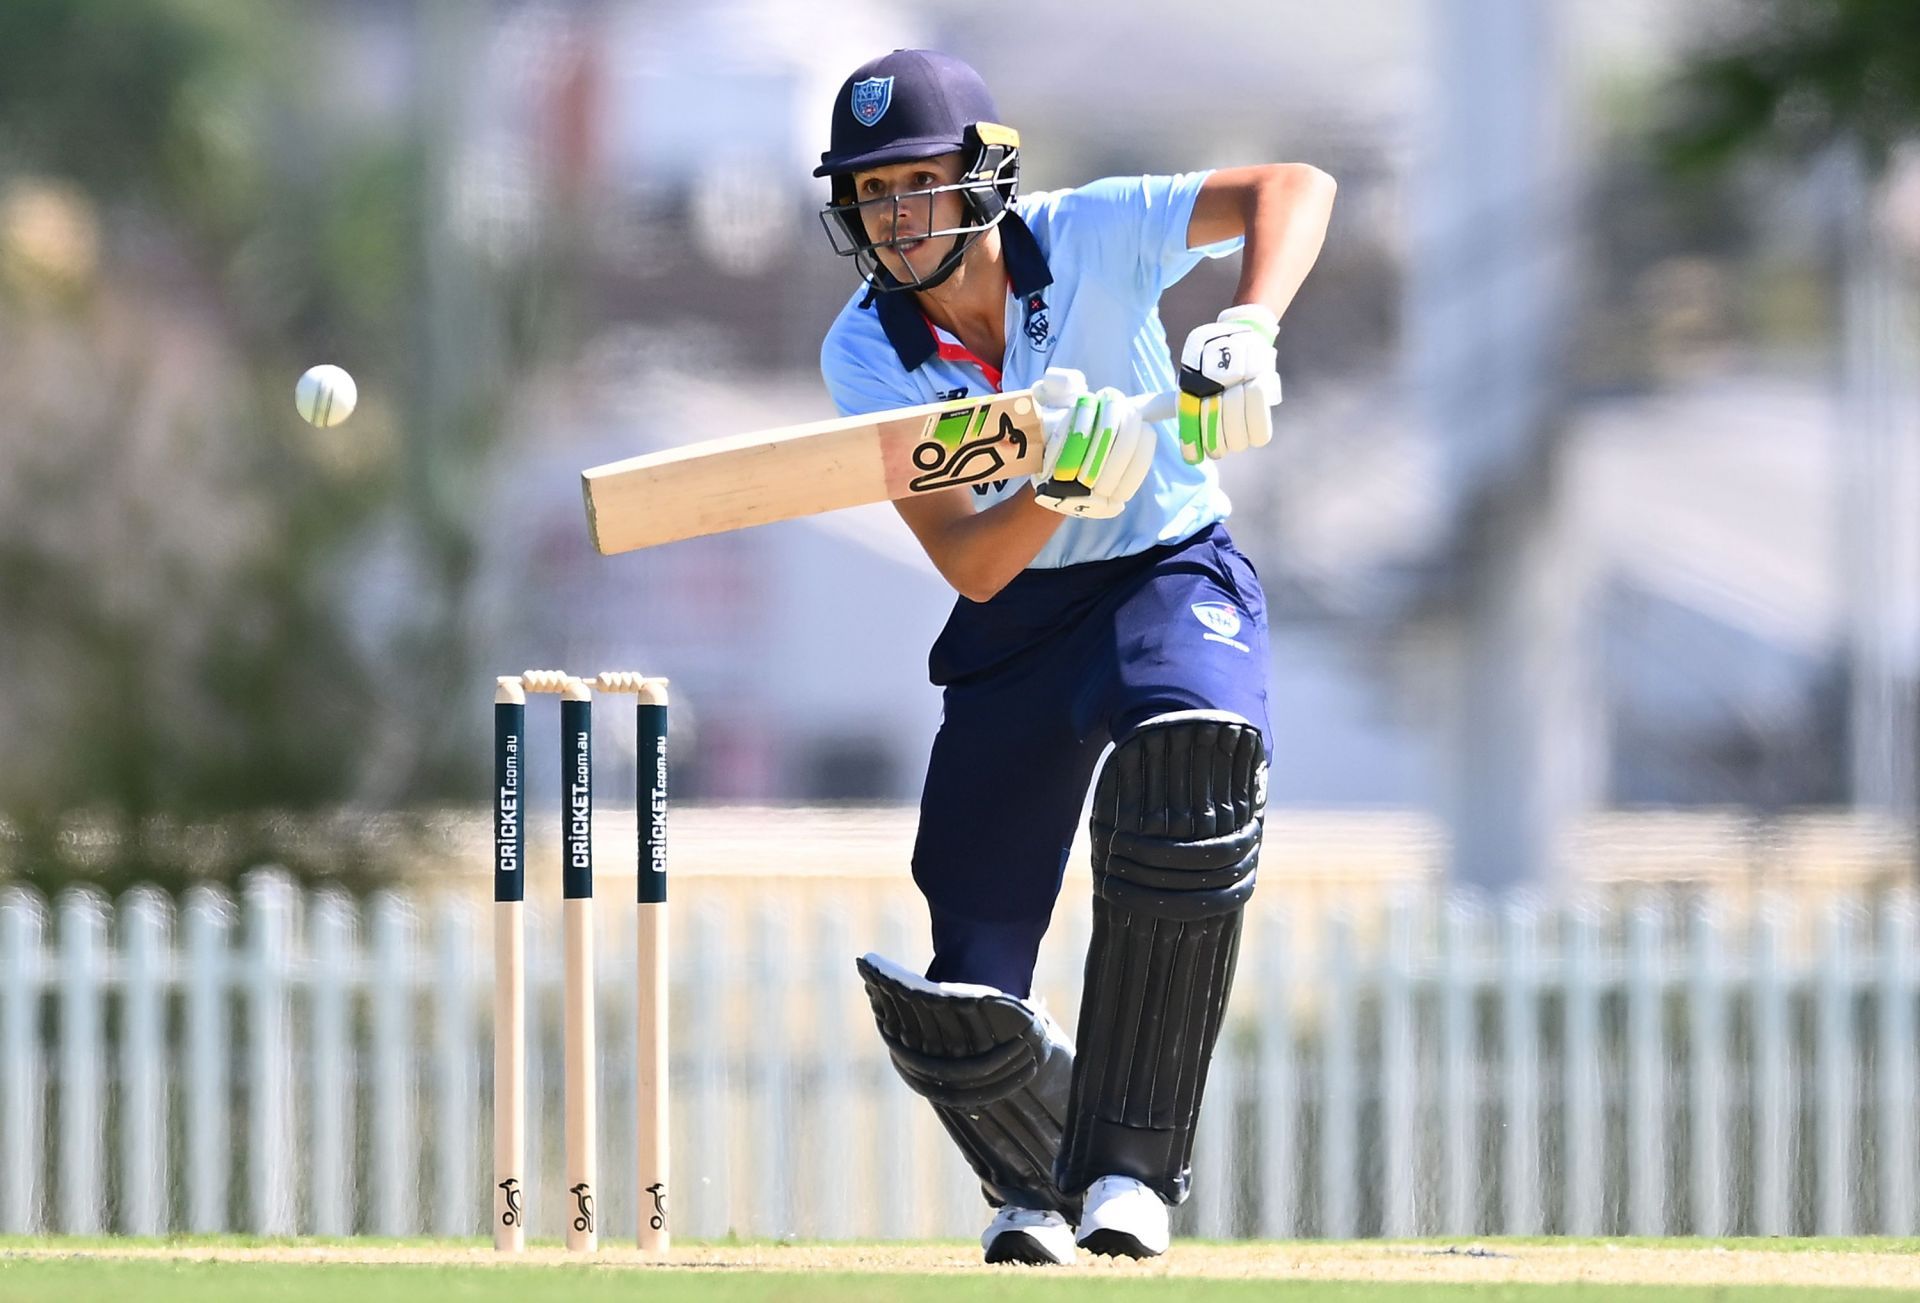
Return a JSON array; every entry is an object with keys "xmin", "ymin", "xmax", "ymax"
[{"xmin": 582, "ymin": 386, "xmax": 1175, "ymax": 555}]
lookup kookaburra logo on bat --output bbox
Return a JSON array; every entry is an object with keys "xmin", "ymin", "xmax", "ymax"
[{"xmin": 908, "ymin": 408, "xmax": 1029, "ymax": 494}]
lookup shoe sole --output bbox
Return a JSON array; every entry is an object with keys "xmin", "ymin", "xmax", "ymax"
[
  {"xmin": 984, "ymin": 1230, "xmax": 1072, "ymax": 1266},
  {"xmin": 1077, "ymin": 1228, "xmax": 1163, "ymax": 1259}
]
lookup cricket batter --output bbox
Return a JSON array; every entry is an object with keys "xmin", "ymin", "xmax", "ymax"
[{"xmin": 817, "ymin": 49, "xmax": 1334, "ymax": 1263}]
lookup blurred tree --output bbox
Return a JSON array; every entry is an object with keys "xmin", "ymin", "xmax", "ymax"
[
  {"xmin": 1660, "ymin": 0, "xmax": 1920, "ymax": 838},
  {"xmin": 0, "ymin": 0, "xmax": 257, "ymax": 212},
  {"xmin": 1660, "ymin": 0, "xmax": 1920, "ymax": 173},
  {"xmin": 0, "ymin": 1, "xmax": 561, "ymax": 894}
]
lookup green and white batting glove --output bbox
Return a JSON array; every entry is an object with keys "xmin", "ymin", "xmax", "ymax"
[
  {"xmin": 1177, "ymin": 304, "xmax": 1282, "ymax": 465},
  {"xmin": 1031, "ymin": 366, "xmax": 1155, "ymax": 520}
]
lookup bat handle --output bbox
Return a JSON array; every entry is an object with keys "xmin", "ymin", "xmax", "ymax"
[
  {"xmin": 1136, "ymin": 390, "xmax": 1179, "ymax": 424},
  {"xmin": 1132, "ymin": 378, "xmax": 1277, "ymax": 426}
]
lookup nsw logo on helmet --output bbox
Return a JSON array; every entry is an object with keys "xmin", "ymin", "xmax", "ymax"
[{"xmin": 850, "ymin": 76, "xmax": 894, "ymax": 127}]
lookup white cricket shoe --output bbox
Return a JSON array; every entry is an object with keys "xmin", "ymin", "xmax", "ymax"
[
  {"xmin": 982, "ymin": 1205, "xmax": 1077, "ymax": 1265},
  {"xmin": 1074, "ymin": 1174, "xmax": 1170, "ymax": 1258}
]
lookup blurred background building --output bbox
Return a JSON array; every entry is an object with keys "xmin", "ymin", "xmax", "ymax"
[{"xmin": 1, "ymin": 0, "xmax": 1917, "ymax": 893}]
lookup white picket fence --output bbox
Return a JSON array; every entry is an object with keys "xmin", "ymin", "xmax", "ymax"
[{"xmin": 2, "ymin": 874, "xmax": 1919, "ymax": 1241}]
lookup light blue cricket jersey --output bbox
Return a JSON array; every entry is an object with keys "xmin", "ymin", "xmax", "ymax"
[{"xmin": 819, "ymin": 171, "xmax": 1244, "ymax": 569}]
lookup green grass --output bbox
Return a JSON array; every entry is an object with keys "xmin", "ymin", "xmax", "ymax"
[
  {"xmin": 2, "ymin": 1237, "xmax": 1918, "ymax": 1303},
  {"xmin": 0, "ymin": 1259, "xmax": 1907, "ymax": 1303}
]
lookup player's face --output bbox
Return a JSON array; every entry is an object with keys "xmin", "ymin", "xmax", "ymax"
[{"xmin": 850, "ymin": 153, "xmax": 967, "ymax": 282}]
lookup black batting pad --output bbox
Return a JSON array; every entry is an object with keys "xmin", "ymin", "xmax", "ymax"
[
  {"xmin": 1056, "ymin": 711, "xmax": 1265, "ymax": 1204},
  {"xmin": 857, "ymin": 953, "xmax": 1079, "ymax": 1215}
]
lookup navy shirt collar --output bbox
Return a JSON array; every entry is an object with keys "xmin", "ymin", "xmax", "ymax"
[{"xmin": 869, "ymin": 210, "xmax": 1053, "ymax": 373}]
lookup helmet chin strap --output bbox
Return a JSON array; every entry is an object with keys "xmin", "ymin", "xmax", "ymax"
[{"xmin": 859, "ymin": 219, "xmax": 999, "ymax": 302}]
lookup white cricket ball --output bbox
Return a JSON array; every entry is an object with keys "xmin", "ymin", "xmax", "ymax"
[{"xmin": 295, "ymin": 364, "xmax": 358, "ymax": 427}]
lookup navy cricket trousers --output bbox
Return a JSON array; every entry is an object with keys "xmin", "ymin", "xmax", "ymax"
[{"xmin": 911, "ymin": 523, "xmax": 1271, "ymax": 998}]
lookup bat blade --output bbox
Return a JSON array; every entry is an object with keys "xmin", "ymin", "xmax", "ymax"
[{"xmin": 582, "ymin": 390, "xmax": 1045, "ymax": 554}]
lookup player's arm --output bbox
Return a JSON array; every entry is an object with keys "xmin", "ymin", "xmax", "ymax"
[
  {"xmin": 1175, "ymin": 164, "xmax": 1336, "ymax": 464},
  {"xmin": 1186, "ymin": 163, "xmax": 1336, "ymax": 320},
  {"xmin": 891, "ymin": 371, "xmax": 1154, "ymax": 603},
  {"xmin": 892, "ymin": 489, "xmax": 1063, "ymax": 604},
  {"xmin": 818, "ymin": 346, "xmax": 1063, "ymax": 600}
]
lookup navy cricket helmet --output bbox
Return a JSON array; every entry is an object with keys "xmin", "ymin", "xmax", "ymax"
[{"xmin": 815, "ymin": 49, "xmax": 1021, "ymax": 292}]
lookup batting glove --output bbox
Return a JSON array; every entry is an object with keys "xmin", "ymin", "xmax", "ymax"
[
  {"xmin": 1030, "ymin": 367, "xmax": 1155, "ymax": 520},
  {"xmin": 1177, "ymin": 304, "xmax": 1282, "ymax": 464}
]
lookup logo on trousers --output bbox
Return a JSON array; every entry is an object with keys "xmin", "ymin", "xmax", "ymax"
[
  {"xmin": 498, "ymin": 1177, "xmax": 522, "ymax": 1226},
  {"xmin": 646, "ymin": 1181, "xmax": 669, "ymax": 1231},
  {"xmin": 1192, "ymin": 601, "xmax": 1250, "ymax": 651},
  {"xmin": 570, "ymin": 1182, "xmax": 595, "ymax": 1234},
  {"xmin": 1191, "ymin": 602, "xmax": 1243, "ymax": 638}
]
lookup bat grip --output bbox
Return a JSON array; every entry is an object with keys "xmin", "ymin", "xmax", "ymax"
[{"xmin": 1136, "ymin": 390, "xmax": 1179, "ymax": 424}]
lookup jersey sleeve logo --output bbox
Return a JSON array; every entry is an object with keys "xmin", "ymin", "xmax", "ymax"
[
  {"xmin": 1022, "ymin": 292, "xmax": 1054, "ymax": 352},
  {"xmin": 851, "ymin": 76, "xmax": 895, "ymax": 127}
]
